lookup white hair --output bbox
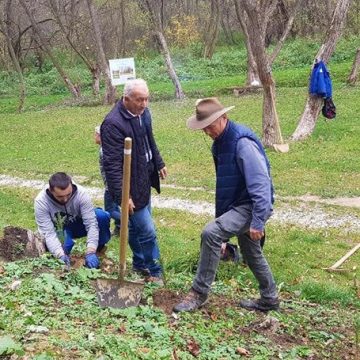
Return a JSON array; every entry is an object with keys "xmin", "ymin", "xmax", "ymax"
[
  {"xmin": 94, "ymin": 125, "xmax": 100, "ymax": 134},
  {"xmin": 123, "ymin": 78, "xmax": 149, "ymax": 97}
]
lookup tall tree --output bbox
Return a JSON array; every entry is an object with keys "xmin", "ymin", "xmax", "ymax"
[
  {"xmin": 85, "ymin": 0, "xmax": 116, "ymax": 104},
  {"xmin": 291, "ymin": 0, "xmax": 352, "ymax": 141},
  {"xmin": 111, "ymin": 0, "xmax": 126, "ymax": 57},
  {"xmin": 203, "ymin": 0, "xmax": 221, "ymax": 59},
  {"xmin": 0, "ymin": 0, "xmax": 26, "ymax": 112},
  {"xmin": 234, "ymin": 0, "xmax": 302, "ymax": 87},
  {"xmin": 47, "ymin": 0, "xmax": 101, "ymax": 96},
  {"xmin": 234, "ymin": 1, "xmax": 259, "ymax": 86},
  {"xmin": 18, "ymin": 0, "xmax": 80, "ymax": 98},
  {"xmin": 137, "ymin": 0, "xmax": 184, "ymax": 99},
  {"xmin": 235, "ymin": 0, "xmax": 285, "ymax": 149},
  {"xmin": 347, "ymin": 48, "xmax": 360, "ymax": 85}
]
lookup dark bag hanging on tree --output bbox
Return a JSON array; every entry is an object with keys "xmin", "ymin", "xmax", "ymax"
[
  {"xmin": 309, "ymin": 60, "xmax": 336, "ymax": 120},
  {"xmin": 322, "ymin": 97, "xmax": 336, "ymax": 119}
]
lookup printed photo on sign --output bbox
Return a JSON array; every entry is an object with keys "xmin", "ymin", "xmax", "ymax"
[{"xmin": 109, "ymin": 58, "xmax": 136, "ymax": 86}]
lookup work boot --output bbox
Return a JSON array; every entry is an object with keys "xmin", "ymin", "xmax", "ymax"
[
  {"xmin": 132, "ymin": 266, "xmax": 150, "ymax": 277},
  {"xmin": 173, "ymin": 289, "xmax": 208, "ymax": 313},
  {"xmin": 145, "ymin": 276, "xmax": 164, "ymax": 287},
  {"xmin": 239, "ymin": 298, "xmax": 280, "ymax": 312}
]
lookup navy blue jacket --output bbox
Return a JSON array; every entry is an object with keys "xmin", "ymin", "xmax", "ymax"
[
  {"xmin": 212, "ymin": 121, "xmax": 274, "ymax": 231},
  {"xmin": 100, "ymin": 99, "xmax": 165, "ymax": 210}
]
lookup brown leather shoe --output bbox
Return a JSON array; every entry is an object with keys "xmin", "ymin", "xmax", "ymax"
[{"xmin": 173, "ymin": 289, "xmax": 208, "ymax": 313}]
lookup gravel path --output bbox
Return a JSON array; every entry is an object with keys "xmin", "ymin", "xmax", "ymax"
[{"xmin": 1, "ymin": 174, "xmax": 359, "ymax": 232}]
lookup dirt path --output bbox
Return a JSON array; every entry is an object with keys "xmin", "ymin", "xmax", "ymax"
[{"xmin": 1, "ymin": 174, "xmax": 360, "ymax": 231}]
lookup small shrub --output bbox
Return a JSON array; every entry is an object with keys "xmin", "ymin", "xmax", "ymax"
[{"xmin": 165, "ymin": 15, "xmax": 200, "ymax": 48}]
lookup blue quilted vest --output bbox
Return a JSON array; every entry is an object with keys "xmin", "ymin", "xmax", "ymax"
[{"xmin": 212, "ymin": 121, "xmax": 274, "ymax": 218}]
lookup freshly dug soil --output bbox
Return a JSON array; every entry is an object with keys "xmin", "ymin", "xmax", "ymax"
[
  {"xmin": 153, "ymin": 288, "xmax": 182, "ymax": 315},
  {"xmin": 0, "ymin": 226, "xmax": 40, "ymax": 261},
  {"xmin": 153, "ymin": 288, "xmax": 238, "ymax": 316}
]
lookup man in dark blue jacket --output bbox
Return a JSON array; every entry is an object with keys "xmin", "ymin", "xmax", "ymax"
[
  {"xmin": 173, "ymin": 98, "xmax": 279, "ymax": 312},
  {"xmin": 100, "ymin": 79, "xmax": 167, "ymax": 284}
]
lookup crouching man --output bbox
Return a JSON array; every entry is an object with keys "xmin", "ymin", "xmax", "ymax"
[{"xmin": 34, "ymin": 172, "xmax": 111, "ymax": 269}]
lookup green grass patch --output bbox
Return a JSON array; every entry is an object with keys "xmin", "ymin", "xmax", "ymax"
[{"xmin": 4, "ymin": 86, "xmax": 360, "ymax": 198}]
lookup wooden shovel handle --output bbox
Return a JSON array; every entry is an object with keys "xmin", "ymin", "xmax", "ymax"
[{"xmin": 119, "ymin": 137, "xmax": 132, "ymax": 281}]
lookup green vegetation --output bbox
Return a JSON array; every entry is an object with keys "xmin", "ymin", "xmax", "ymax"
[
  {"xmin": 0, "ymin": 36, "xmax": 358, "ymax": 102},
  {"xmin": 0, "ymin": 186, "xmax": 359, "ymax": 358},
  {"xmin": 0, "ymin": 36, "xmax": 359, "ymax": 358}
]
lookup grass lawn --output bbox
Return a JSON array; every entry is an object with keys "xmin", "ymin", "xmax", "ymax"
[{"xmin": 1, "ymin": 85, "xmax": 359, "ymax": 198}]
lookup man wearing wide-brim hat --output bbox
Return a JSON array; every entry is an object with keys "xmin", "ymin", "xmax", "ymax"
[{"xmin": 173, "ymin": 97, "xmax": 279, "ymax": 313}]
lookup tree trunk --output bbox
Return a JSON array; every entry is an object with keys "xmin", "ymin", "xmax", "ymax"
[
  {"xmin": 221, "ymin": 17, "xmax": 232, "ymax": 45},
  {"xmin": 262, "ymin": 77, "xmax": 283, "ymax": 146},
  {"xmin": 291, "ymin": 0, "xmax": 352, "ymax": 141},
  {"xmin": 269, "ymin": 0, "xmax": 303, "ymax": 65},
  {"xmin": 156, "ymin": 31, "xmax": 185, "ymax": 99},
  {"xmin": 234, "ymin": 0, "xmax": 260, "ymax": 86},
  {"xmin": 138, "ymin": 0, "xmax": 184, "ymax": 99},
  {"xmin": 348, "ymin": 48, "xmax": 360, "ymax": 85},
  {"xmin": 241, "ymin": 0, "xmax": 285, "ymax": 147},
  {"xmin": 246, "ymin": 57, "xmax": 261, "ymax": 86},
  {"xmin": 85, "ymin": 0, "xmax": 117, "ymax": 105},
  {"xmin": 48, "ymin": 0, "xmax": 100, "ymax": 96},
  {"xmin": 1, "ymin": 1, "xmax": 26, "ymax": 112},
  {"xmin": 91, "ymin": 65, "xmax": 101, "ymax": 96},
  {"xmin": 18, "ymin": 0, "xmax": 80, "ymax": 98},
  {"xmin": 203, "ymin": 0, "xmax": 221, "ymax": 59},
  {"xmin": 118, "ymin": 0, "xmax": 126, "ymax": 57},
  {"xmin": 325, "ymin": 0, "xmax": 334, "ymax": 24},
  {"xmin": 292, "ymin": 96, "xmax": 324, "ymax": 141}
]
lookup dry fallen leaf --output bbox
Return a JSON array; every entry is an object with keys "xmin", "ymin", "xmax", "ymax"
[
  {"xmin": 172, "ymin": 347, "xmax": 179, "ymax": 360},
  {"xmin": 236, "ymin": 346, "xmax": 250, "ymax": 356},
  {"xmin": 187, "ymin": 339, "xmax": 200, "ymax": 357},
  {"xmin": 118, "ymin": 324, "xmax": 126, "ymax": 333}
]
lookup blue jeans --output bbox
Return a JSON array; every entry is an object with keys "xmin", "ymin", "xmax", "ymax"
[
  {"xmin": 63, "ymin": 208, "xmax": 111, "ymax": 254},
  {"xmin": 104, "ymin": 190, "xmax": 120, "ymax": 228},
  {"xmin": 128, "ymin": 203, "xmax": 161, "ymax": 277}
]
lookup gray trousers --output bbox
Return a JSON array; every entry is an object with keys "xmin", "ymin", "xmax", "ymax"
[{"xmin": 192, "ymin": 203, "xmax": 278, "ymax": 301}]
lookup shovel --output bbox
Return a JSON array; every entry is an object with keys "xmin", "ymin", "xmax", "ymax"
[{"xmin": 95, "ymin": 137, "xmax": 144, "ymax": 308}]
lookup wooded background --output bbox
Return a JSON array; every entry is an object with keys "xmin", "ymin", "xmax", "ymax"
[{"xmin": 0, "ymin": 0, "xmax": 359, "ymax": 144}]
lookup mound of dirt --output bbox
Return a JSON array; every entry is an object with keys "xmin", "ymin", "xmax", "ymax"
[
  {"xmin": 0, "ymin": 226, "xmax": 44, "ymax": 261},
  {"xmin": 153, "ymin": 289, "xmax": 182, "ymax": 315},
  {"xmin": 153, "ymin": 288, "xmax": 238, "ymax": 316}
]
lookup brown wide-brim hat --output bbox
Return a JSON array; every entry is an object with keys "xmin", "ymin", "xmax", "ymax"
[{"xmin": 187, "ymin": 97, "xmax": 235, "ymax": 130}]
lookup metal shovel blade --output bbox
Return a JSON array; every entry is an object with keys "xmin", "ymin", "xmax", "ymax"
[{"xmin": 95, "ymin": 278, "xmax": 144, "ymax": 308}]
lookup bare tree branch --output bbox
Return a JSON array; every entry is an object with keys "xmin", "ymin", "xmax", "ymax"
[
  {"xmin": 269, "ymin": 0, "xmax": 303, "ymax": 65},
  {"xmin": 18, "ymin": 0, "xmax": 80, "ymax": 98}
]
